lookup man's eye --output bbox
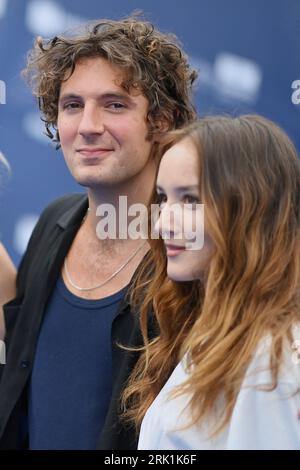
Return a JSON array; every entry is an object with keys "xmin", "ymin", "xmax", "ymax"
[
  {"xmin": 63, "ymin": 102, "xmax": 81, "ymax": 110},
  {"xmin": 107, "ymin": 102, "xmax": 126, "ymax": 110}
]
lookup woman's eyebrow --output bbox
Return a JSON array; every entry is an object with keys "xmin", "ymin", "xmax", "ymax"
[{"xmin": 156, "ymin": 184, "xmax": 198, "ymax": 191}]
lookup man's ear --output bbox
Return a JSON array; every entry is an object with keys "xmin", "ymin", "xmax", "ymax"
[{"xmin": 154, "ymin": 118, "xmax": 170, "ymax": 134}]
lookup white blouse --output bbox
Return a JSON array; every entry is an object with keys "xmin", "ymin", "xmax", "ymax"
[{"xmin": 138, "ymin": 330, "xmax": 300, "ymax": 450}]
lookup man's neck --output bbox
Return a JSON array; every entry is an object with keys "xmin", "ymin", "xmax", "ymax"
[
  {"xmin": 63, "ymin": 173, "xmax": 153, "ymax": 299},
  {"xmin": 84, "ymin": 159, "xmax": 157, "ymax": 250}
]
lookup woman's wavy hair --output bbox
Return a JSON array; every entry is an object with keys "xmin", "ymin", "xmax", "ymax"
[
  {"xmin": 23, "ymin": 14, "xmax": 197, "ymax": 147},
  {"xmin": 122, "ymin": 114, "xmax": 300, "ymax": 435}
]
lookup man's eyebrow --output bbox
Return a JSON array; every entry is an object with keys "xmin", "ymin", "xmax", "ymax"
[
  {"xmin": 58, "ymin": 93, "xmax": 81, "ymax": 103},
  {"xmin": 58, "ymin": 92, "xmax": 135, "ymax": 103}
]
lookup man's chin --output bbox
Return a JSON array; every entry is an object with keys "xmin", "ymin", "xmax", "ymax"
[{"xmin": 74, "ymin": 176, "xmax": 121, "ymax": 189}]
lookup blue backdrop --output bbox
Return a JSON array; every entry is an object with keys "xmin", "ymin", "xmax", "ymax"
[{"xmin": 0, "ymin": 0, "xmax": 299, "ymax": 264}]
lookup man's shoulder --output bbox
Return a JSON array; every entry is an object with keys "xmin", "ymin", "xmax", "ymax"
[
  {"xmin": 16, "ymin": 193, "xmax": 87, "ymax": 282},
  {"xmin": 25, "ymin": 193, "xmax": 87, "ymax": 249},
  {"xmin": 35, "ymin": 193, "xmax": 86, "ymax": 229},
  {"xmin": 40, "ymin": 193, "xmax": 86, "ymax": 219}
]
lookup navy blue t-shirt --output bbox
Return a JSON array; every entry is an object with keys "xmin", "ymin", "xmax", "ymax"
[{"xmin": 28, "ymin": 276, "xmax": 127, "ymax": 449}]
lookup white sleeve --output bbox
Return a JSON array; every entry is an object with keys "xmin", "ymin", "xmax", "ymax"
[{"xmin": 227, "ymin": 382, "xmax": 300, "ymax": 450}]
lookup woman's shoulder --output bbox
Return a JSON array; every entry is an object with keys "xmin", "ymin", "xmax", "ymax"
[
  {"xmin": 244, "ymin": 325, "xmax": 300, "ymax": 387},
  {"xmin": 0, "ymin": 243, "xmax": 16, "ymax": 297},
  {"xmin": 0, "ymin": 243, "xmax": 16, "ymax": 339},
  {"xmin": 0, "ymin": 242, "xmax": 15, "ymax": 271}
]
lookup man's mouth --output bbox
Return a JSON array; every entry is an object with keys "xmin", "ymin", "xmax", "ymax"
[{"xmin": 77, "ymin": 147, "xmax": 114, "ymax": 156}]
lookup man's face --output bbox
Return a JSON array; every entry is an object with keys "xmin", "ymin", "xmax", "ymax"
[{"xmin": 57, "ymin": 57, "xmax": 153, "ymax": 189}]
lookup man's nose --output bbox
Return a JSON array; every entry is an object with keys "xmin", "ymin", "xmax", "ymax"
[{"xmin": 78, "ymin": 103, "xmax": 105, "ymax": 137}]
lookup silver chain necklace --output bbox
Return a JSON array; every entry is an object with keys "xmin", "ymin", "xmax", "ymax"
[{"xmin": 64, "ymin": 241, "xmax": 147, "ymax": 292}]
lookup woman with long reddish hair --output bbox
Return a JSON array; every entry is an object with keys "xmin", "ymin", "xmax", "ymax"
[{"xmin": 123, "ymin": 115, "xmax": 300, "ymax": 449}]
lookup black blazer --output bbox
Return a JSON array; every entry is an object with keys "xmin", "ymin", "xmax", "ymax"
[{"xmin": 0, "ymin": 194, "xmax": 146, "ymax": 449}]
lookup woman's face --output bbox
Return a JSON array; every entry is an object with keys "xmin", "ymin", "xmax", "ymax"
[{"xmin": 155, "ymin": 137, "xmax": 214, "ymax": 282}]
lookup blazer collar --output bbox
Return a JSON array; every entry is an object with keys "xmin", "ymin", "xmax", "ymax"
[{"xmin": 57, "ymin": 195, "xmax": 89, "ymax": 230}]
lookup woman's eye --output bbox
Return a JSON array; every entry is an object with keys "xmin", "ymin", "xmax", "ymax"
[
  {"xmin": 157, "ymin": 193, "xmax": 167, "ymax": 206},
  {"xmin": 182, "ymin": 195, "xmax": 200, "ymax": 207}
]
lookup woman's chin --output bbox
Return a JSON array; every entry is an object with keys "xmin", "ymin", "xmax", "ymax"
[{"xmin": 167, "ymin": 268, "xmax": 195, "ymax": 282}]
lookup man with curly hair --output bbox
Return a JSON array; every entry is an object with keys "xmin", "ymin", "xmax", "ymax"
[{"xmin": 0, "ymin": 16, "xmax": 197, "ymax": 450}]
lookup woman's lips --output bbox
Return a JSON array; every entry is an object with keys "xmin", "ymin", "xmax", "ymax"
[{"xmin": 165, "ymin": 244, "xmax": 186, "ymax": 257}]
